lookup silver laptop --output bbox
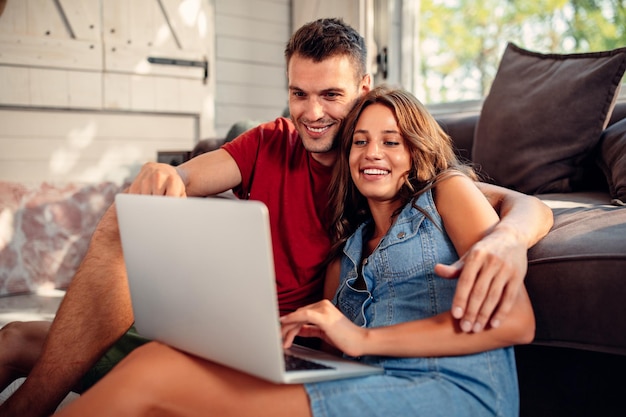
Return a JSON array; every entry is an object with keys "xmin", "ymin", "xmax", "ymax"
[{"xmin": 115, "ymin": 193, "xmax": 383, "ymax": 384}]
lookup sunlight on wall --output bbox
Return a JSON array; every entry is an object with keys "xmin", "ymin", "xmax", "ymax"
[
  {"xmin": 155, "ymin": 24, "xmax": 172, "ymax": 47},
  {"xmin": 49, "ymin": 121, "xmax": 97, "ymax": 175},
  {"xmin": 133, "ymin": 59, "xmax": 152, "ymax": 74},
  {"xmin": 179, "ymin": 0, "xmax": 202, "ymax": 27},
  {"xmin": 76, "ymin": 144, "xmax": 144, "ymax": 184},
  {"xmin": 197, "ymin": 10, "xmax": 208, "ymax": 38},
  {"xmin": 45, "ymin": 120, "xmax": 148, "ymax": 184}
]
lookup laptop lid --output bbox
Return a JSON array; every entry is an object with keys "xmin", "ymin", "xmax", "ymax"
[{"xmin": 115, "ymin": 193, "xmax": 382, "ymax": 384}]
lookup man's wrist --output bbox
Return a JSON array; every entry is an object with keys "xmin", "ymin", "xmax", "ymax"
[
  {"xmin": 175, "ymin": 165, "xmax": 188, "ymax": 187},
  {"xmin": 489, "ymin": 221, "xmax": 530, "ymax": 249}
]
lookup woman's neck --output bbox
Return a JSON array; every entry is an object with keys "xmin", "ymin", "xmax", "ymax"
[{"xmin": 366, "ymin": 198, "xmax": 403, "ymax": 249}]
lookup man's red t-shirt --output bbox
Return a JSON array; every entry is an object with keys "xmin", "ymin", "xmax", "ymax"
[{"xmin": 222, "ymin": 117, "xmax": 334, "ymax": 314}]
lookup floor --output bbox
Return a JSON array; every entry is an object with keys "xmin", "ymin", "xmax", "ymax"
[
  {"xmin": 0, "ymin": 288, "xmax": 64, "ymax": 327},
  {"xmin": 0, "ymin": 289, "xmax": 79, "ymax": 410}
]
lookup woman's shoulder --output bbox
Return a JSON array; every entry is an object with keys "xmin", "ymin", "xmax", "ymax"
[
  {"xmin": 432, "ymin": 173, "xmax": 479, "ymax": 205},
  {"xmin": 434, "ymin": 172, "xmax": 475, "ymax": 193}
]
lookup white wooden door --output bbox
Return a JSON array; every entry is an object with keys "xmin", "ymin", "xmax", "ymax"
[{"xmin": 0, "ymin": 0, "xmax": 215, "ymax": 183}]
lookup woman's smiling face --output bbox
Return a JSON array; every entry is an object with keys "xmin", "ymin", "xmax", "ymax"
[{"xmin": 349, "ymin": 103, "xmax": 412, "ymax": 203}]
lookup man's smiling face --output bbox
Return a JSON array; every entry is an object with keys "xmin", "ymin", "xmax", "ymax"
[{"xmin": 287, "ymin": 53, "xmax": 370, "ymax": 166}]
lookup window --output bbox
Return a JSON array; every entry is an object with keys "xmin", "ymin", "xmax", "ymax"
[{"xmin": 416, "ymin": 0, "xmax": 626, "ymax": 104}]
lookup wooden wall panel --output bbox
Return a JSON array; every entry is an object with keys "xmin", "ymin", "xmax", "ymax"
[
  {"xmin": 0, "ymin": 0, "xmax": 28, "ymax": 35},
  {"xmin": 1, "ymin": 110, "xmax": 196, "ymax": 141},
  {"xmin": 216, "ymin": 37, "xmax": 284, "ymax": 65},
  {"xmin": 215, "ymin": 82, "xmax": 286, "ymax": 129},
  {"xmin": 58, "ymin": 0, "xmax": 101, "ymax": 40},
  {"xmin": 215, "ymin": 60, "xmax": 286, "ymax": 88},
  {"xmin": 0, "ymin": 66, "xmax": 102, "ymax": 108},
  {"xmin": 0, "ymin": 109, "xmax": 196, "ymax": 184},
  {"xmin": 213, "ymin": 0, "xmax": 289, "ymax": 136},
  {"xmin": 102, "ymin": 72, "xmax": 131, "ymax": 110},
  {"xmin": 160, "ymin": 0, "xmax": 214, "ymax": 51},
  {"xmin": 24, "ymin": 0, "xmax": 69, "ymax": 38},
  {"xmin": 66, "ymin": 71, "xmax": 102, "ymax": 109},
  {"xmin": 0, "ymin": 66, "xmax": 30, "ymax": 106},
  {"xmin": 216, "ymin": 15, "xmax": 289, "ymax": 44},
  {"xmin": 28, "ymin": 68, "xmax": 69, "ymax": 106},
  {"xmin": 104, "ymin": 44, "xmax": 206, "ymax": 78},
  {"xmin": 217, "ymin": 0, "xmax": 289, "ymax": 24},
  {"xmin": 0, "ymin": 35, "xmax": 102, "ymax": 70}
]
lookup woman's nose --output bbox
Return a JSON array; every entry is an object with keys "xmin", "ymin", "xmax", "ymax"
[{"xmin": 365, "ymin": 141, "xmax": 382, "ymax": 159}]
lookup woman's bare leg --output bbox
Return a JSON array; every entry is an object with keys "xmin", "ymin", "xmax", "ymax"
[
  {"xmin": 0, "ymin": 321, "xmax": 50, "ymax": 391},
  {"xmin": 54, "ymin": 341, "xmax": 313, "ymax": 417}
]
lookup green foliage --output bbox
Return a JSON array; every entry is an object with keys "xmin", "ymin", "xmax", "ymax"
[{"xmin": 418, "ymin": 0, "xmax": 626, "ymax": 103}]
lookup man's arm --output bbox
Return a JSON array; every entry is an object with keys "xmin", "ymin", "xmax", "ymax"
[
  {"xmin": 0, "ymin": 149, "xmax": 243, "ymax": 417},
  {"xmin": 127, "ymin": 148, "xmax": 242, "ymax": 197},
  {"xmin": 435, "ymin": 182, "xmax": 553, "ymax": 333}
]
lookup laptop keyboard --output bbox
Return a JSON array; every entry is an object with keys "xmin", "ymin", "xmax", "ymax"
[{"xmin": 284, "ymin": 353, "xmax": 335, "ymax": 371}]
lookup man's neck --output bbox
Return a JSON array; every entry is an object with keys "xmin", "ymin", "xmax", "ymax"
[{"xmin": 310, "ymin": 150, "xmax": 338, "ymax": 167}]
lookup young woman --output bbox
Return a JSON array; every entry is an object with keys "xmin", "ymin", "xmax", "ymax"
[{"xmin": 54, "ymin": 87, "xmax": 534, "ymax": 417}]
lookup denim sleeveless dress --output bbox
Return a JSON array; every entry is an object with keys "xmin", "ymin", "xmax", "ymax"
[{"xmin": 304, "ymin": 190, "xmax": 520, "ymax": 417}]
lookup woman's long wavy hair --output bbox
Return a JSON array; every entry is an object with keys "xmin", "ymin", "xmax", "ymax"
[{"xmin": 325, "ymin": 86, "xmax": 478, "ymax": 262}]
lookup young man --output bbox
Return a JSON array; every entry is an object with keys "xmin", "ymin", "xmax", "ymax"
[{"xmin": 0, "ymin": 18, "xmax": 552, "ymax": 417}]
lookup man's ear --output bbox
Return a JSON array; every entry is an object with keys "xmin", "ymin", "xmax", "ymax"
[{"xmin": 361, "ymin": 74, "xmax": 372, "ymax": 92}]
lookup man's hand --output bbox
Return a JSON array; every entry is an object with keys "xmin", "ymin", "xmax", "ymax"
[
  {"xmin": 127, "ymin": 162, "xmax": 187, "ymax": 197},
  {"xmin": 435, "ymin": 226, "xmax": 528, "ymax": 333}
]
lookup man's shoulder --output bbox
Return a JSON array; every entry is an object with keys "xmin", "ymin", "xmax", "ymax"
[
  {"xmin": 253, "ymin": 117, "xmax": 305, "ymax": 153},
  {"xmin": 224, "ymin": 117, "xmax": 300, "ymax": 150},
  {"xmin": 257, "ymin": 117, "xmax": 299, "ymax": 140}
]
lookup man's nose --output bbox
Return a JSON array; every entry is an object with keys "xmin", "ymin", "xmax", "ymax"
[{"xmin": 304, "ymin": 97, "xmax": 324, "ymax": 121}]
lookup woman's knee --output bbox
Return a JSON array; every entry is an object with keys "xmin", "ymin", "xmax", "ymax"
[
  {"xmin": 74, "ymin": 342, "xmax": 184, "ymax": 413},
  {"xmin": 110, "ymin": 341, "xmax": 181, "ymax": 388}
]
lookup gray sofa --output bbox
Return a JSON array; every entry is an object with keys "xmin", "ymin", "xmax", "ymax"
[{"xmin": 436, "ymin": 100, "xmax": 626, "ymax": 417}]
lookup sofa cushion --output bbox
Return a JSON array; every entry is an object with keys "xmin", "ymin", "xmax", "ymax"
[
  {"xmin": 597, "ymin": 118, "xmax": 626, "ymax": 205},
  {"xmin": 527, "ymin": 197, "xmax": 626, "ymax": 354},
  {"xmin": 473, "ymin": 42, "xmax": 626, "ymax": 194}
]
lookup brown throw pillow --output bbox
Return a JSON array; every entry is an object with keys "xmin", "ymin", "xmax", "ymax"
[
  {"xmin": 598, "ymin": 118, "xmax": 626, "ymax": 205},
  {"xmin": 472, "ymin": 43, "xmax": 626, "ymax": 194}
]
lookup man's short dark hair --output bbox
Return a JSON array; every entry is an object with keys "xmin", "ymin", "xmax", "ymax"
[{"xmin": 284, "ymin": 18, "xmax": 367, "ymax": 79}]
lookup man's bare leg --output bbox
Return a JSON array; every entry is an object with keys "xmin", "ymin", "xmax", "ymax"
[
  {"xmin": 54, "ymin": 342, "xmax": 312, "ymax": 417},
  {"xmin": 0, "ymin": 205, "xmax": 134, "ymax": 417},
  {"xmin": 0, "ymin": 321, "xmax": 50, "ymax": 391}
]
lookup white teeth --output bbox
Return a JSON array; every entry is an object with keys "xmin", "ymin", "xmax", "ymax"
[
  {"xmin": 307, "ymin": 126, "xmax": 328, "ymax": 133},
  {"xmin": 363, "ymin": 169, "xmax": 388, "ymax": 175}
]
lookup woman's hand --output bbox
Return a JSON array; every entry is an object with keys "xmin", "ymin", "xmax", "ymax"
[{"xmin": 280, "ymin": 300, "xmax": 368, "ymax": 358}]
